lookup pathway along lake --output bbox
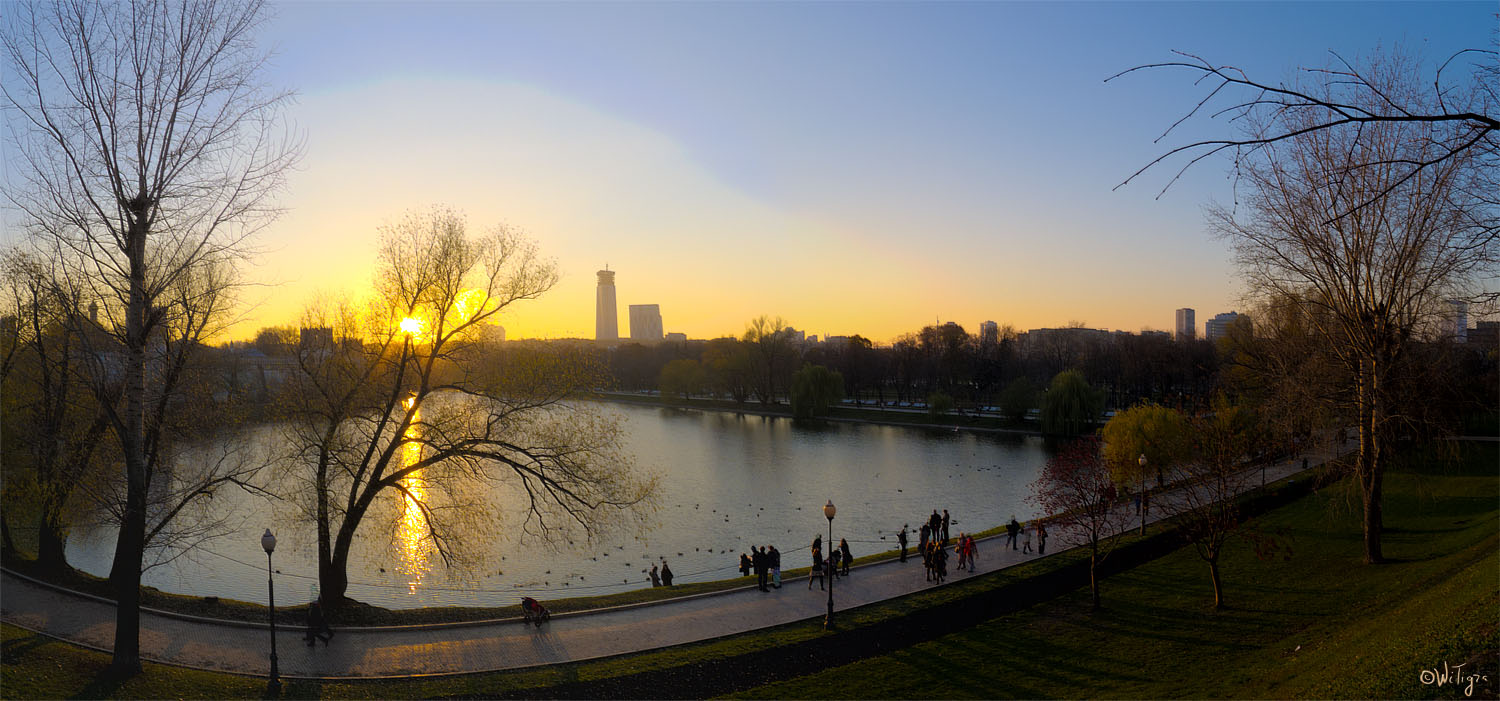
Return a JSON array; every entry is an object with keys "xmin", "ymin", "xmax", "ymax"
[{"xmin": 64, "ymin": 402, "xmax": 1055, "ymax": 609}]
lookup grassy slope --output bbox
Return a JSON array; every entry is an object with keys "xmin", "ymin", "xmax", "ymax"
[{"xmin": 733, "ymin": 443, "xmax": 1499, "ymax": 699}]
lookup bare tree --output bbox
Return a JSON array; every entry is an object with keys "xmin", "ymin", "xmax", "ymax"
[
  {"xmin": 2, "ymin": 0, "xmax": 298, "ymax": 674},
  {"xmin": 0, "ymin": 250, "xmax": 110, "ymax": 572},
  {"xmin": 1111, "ymin": 44, "xmax": 1498, "ymax": 225},
  {"xmin": 742, "ymin": 315, "xmax": 797, "ymax": 405},
  {"xmin": 1158, "ymin": 399, "xmax": 1266, "ymax": 610},
  {"xmin": 1199, "ymin": 54, "xmax": 1495, "ymax": 564},
  {"xmin": 279, "ymin": 208, "xmax": 658, "ymax": 608},
  {"xmin": 1029, "ymin": 438, "xmax": 1135, "ymax": 609}
]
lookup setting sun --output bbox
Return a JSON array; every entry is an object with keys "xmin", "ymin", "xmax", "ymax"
[{"xmin": 399, "ymin": 316, "xmax": 424, "ymax": 337}]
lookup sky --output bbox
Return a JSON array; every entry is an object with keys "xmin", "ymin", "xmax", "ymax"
[{"xmin": 7, "ymin": 1, "xmax": 1495, "ymax": 343}]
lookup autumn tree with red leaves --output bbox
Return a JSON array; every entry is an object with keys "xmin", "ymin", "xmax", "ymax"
[{"xmin": 1029, "ymin": 438, "xmax": 1136, "ymax": 609}]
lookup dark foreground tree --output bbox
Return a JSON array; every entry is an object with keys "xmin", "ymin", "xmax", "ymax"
[
  {"xmin": 0, "ymin": 251, "xmax": 109, "ymax": 573},
  {"xmin": 1029, "ymin": 439, "xmax": 1134, "ymax": 609},
  {"xmin": 280, "ymin": 208, "xmax": 658, "ymax": 607},
  {"xmin": 2, "ymin": 0, "xmax": 299, "ymax": 674},
  {"xmin": 1122, "ymin": 48, "xmax": 1497, "ymax": 564}
]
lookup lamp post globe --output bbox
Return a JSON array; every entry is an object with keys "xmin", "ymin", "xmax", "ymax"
[
  {"xmin": 262, "ymin": 529, "xmax": 280, "ymax": 692},
  {"xmin": 824, "ymin": 500, "xmax": 835, "ymax": 629},
  {"xmin": 1137, "ymin": 454, "xmax": 1148, "ymax": 536}
]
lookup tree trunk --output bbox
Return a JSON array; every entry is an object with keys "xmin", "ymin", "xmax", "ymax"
[
  {"xmin": 323, "ymin": 514, "xmax": 362, "ymax": 608},
  {"xmin": 107, "ymin": 466, "xmax": 146, "ymax": 677},
  {"xmin": 1, "ymin": 513, "xmax": 16, "ymax": 558},
  {"xmin": 37, "ymin": 517, "xmax": 68, "ymax": 573},
  {"xmin": 108, "ymin": 206, "xmax": 150, "ymax": 677},
  {"xmin": 1357, "ymin": 359, "xmax": 1384, "ymax": 564},
  {"xmin": 1089, "ymin": 543, "xmax": 1101, "ymax": 609},
  {"xmin": 1209, "ymin": 559, "xmax": 1223, "ymax": 610},
  {"xmin": 320, "ymin": 549, "xmax": 351, "ymax": 609}
]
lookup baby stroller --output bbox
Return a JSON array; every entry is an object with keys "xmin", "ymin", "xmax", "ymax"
[{"xmin": 521, "ymin": 596, "xmax": 551, "ymax": 626}]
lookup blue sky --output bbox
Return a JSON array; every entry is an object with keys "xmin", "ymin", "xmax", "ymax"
[{"xmin": 9, "ymin": 1, "xmax": 1494, "ymax": 340}]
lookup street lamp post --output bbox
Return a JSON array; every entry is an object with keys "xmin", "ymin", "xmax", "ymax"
[
  {"xmin": 823, "ymin": 499, "xmax": 836, "ymax": 630},
  {"xmin": 1137, "ymin": 454, "xmax": 1148, "ymax": 536},
  {"xmin": 261, "ymin": 529, "xmax": 281, "ymax": 694}
]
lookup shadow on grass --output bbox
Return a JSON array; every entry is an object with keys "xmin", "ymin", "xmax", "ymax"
[{"xmin": 0, "ymin": 631, "xmax": 51, "ymax": 660}]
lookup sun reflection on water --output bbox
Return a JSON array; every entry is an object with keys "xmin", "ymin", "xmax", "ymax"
[{"xmin": 398, "ymin": 408, "xmax": 434, "ymax": 594}]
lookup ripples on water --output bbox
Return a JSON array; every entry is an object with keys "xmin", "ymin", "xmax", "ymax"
[{"xmin": 65, "ymin": 402, "xmax": 1053, "ymax": 608}]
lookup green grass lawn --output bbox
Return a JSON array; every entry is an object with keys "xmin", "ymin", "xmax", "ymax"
[{"xmin": 731, "ymin": 442, "xmax": 1500, "ymax": 699}]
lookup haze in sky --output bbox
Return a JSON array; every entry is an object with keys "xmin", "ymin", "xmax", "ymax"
[{"xmin": 8, "ymin": 2, "xmax": 1494, "ymax": 342}]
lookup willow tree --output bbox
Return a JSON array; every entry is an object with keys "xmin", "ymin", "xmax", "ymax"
[
  {"xmin": 1040, "ymin": 369, "xmax": 1104, "ymax": 436},
  {"xmin": 2, "ymin": 0, "xmax": 298, "ymax": 673},
  {"xmin": 1201, "ymin": 54, "xmax": 1495, "ymax": 563},
  {"xmin": 280, "ymin": 208, "xmax": 657, "ymax": 607}
]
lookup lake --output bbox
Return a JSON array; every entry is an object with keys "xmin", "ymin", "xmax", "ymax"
[{"xmin": 64, "ymin": 402, "xmax": 1053, "ymax": 609}]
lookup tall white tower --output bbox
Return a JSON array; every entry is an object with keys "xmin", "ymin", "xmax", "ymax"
[
  {"xmin": 596, "ymin": 268, "xmax": 618, "ymax": 343},
  {"xmin": 1175, "ymin": 308, "xmax": 1196, "ymax": 341}
]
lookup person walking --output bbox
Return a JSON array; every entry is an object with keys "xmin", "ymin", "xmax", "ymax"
[
  {"xmin": 770, "ymin": 545, "xmax": 782, "ymax": 589},
  {"xmin": 1022, "ymin": 523, "xmax": 1033, "ymax": 554},
  {"xmin": 898, "ymin": 525, "xmax": 909, "ymax": 562},
  {"xmin": 966, "ymin": 534, "xmax": 979, "ymax": 572},
  {"xmin": 1037, "ymin": 522, "xmax": 1048, "ymax": 555},
  {"xmin": 929, "ymin": 509, "xmax": 942, "ymax": 537},
  {"xmin": 809, "ymin": 545, "xmax": 825, "ymax": 590},
  {"xmin": 941, "ymin": 509, "xmax": 951, "ymax": 542},
  {"xmin": 660, "ymin": 561, "xmax": 674, "ymax": 586},
  {"xmin": 932, "ymin": 543, "xmax": 947, "ymax": 585},
  {"xmin": 1006, "ymin": 516, "xmax": 1019, "ymax": 550},
  {"xmin": 304, "ymin": 601, "xmax": 333, "ymax": 646},
  {"xmin": 739, "ymin": 552, "xmax": 752, "ymax": 577},
  {"xmin": 839, "ymin": 538, "xmax": 853, "ymax": 576},
  {"xmin": 955, "ymin": 532, "xmax": 968, "ymax": 571},
  {"xmin": 649, "ymin": 564, "xmax": 662, "ymax": 587},
  {"xmin": 919, "ymin": 522, "xmax": 930, "ymax": 558},
  {"xmin": 829, "ymin": 547, "xmax": 842, "ymax": 579}
]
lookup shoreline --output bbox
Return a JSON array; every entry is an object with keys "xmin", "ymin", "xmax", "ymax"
[{"xmin": 585, "ymin": 391, "xmax": 1048, "ymax": 437}]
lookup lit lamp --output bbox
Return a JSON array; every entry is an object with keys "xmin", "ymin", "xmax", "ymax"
[
  {"xmin": 262, "ymin": 529, "xmax": 281, "ymax": 693},
  {"xmin": 823, "ymin": 499, "xmax": 836, "ymax": 629},
  {"xmin": 1137, "ymin": 454, "xmax": 1148, "ymax": 536}
]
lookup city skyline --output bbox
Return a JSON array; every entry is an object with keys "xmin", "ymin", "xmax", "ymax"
[{"xmin": 3, "ymin": 2, "xmax": 1488, "ymax": 343}]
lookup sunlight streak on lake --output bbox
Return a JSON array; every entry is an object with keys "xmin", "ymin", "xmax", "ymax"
[{"xmin": 399, "ymin": 409, "xmax": 433, "ymax": 593}]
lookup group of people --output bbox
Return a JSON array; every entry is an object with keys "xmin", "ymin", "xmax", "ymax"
[
  {"xmin": 648, "ymin": 560, "xmax": 675, "ymax": 587},
  {"xmin": 1004, "ymin": 516, "xmax": 1047, "ymax": 555},
  {"xmin": 806, "ymin": 535, "xmax": 853, "ymax": 590},
  {"xmin": 891, "ymin": 508, "xmax": 983, "ymax": 586},
  {"xmin": 738, "ymin": 545, "xmax": 783, "ymax": 591}
]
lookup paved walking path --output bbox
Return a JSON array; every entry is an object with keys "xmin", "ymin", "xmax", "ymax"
[{"xmin": 0, "ymin": 443, "xmax": 1347, "ymax": 679}]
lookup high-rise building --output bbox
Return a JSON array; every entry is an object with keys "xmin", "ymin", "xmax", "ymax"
[
  {"xmin": 1175, "ymin": 308, "xmax": 1196, "ymax": 341},
  {"xmin": 1205, "ymin": 311, "xmax": 1245, "ymax": 343},
  {"xmin": 1448, "ymin": 300, "xmax": 1468, "ymax": 343},
  {"xmin": 629, "ymin": 304, "xmax": 663, "ymax": 342},
  {"xmin": 980, "ymin": 320, "xmax": 999, "ymax": 347},
  {"xmin": 595, "ymin": 269, "xmax": 618, "ymax": 343}
]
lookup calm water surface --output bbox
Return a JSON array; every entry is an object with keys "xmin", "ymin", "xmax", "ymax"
[{"xmin": 66, "ymin": 403, "xmax": 1053, "ymax": 608}]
